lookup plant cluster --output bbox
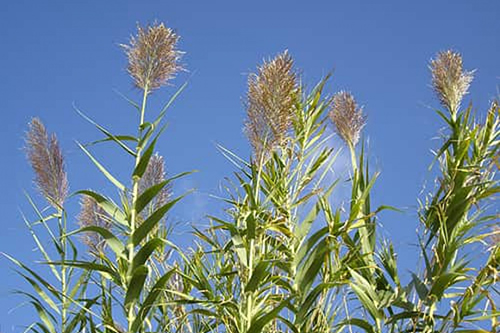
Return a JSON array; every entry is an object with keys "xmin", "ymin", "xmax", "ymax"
[{"xmin": 8, "ymin": 22, "xmax": 499, "ymax": 333}]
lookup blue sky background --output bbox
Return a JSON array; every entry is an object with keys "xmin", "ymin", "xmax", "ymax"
[{"xmin": 0, "ymin": 1, "xmax": 499, "ymax": 330}]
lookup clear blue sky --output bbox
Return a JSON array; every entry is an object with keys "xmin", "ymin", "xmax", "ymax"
[{"xmin": 1, "ymin": 1, "xmax": 499, "ymax": 330}]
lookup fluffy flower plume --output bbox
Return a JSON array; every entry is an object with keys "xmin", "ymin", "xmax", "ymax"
[
  {"xmin": 77, "ymin": 196, "xmax": 111, "ymax": 254},
  {"xmin": 139, "ymin": 154, "xmax": 172, "ymax": 217},
  {"xmin": 244, "ymin": 50, "xmax": 297, "ymax": 158},
  {"xmin": 122, "ymin": 22, "xmax": 183, "ymax": 91},
  {"xmin": 430, "ymin": 50, "xmax": 474, "ymax": 113},
  {"xmin": 329, "ymin": 91, "xmax": 366, "ymax": 148},
  {"xmin": 25, "ymin": 118, "xmax": 68, "ymax": 209}
]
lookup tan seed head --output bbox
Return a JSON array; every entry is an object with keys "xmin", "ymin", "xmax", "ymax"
[
  {"xmin": 244, "ymin": 50, "xmax": 297, "ymax": 159},
  {"xmin": 430, "ymin": 50, "xmax": 474, "ymax": 113},
  {"xmin": 122, "ymin": 22, "xmax": 183, "ymax": 92},
  {"xmin": 329, "ymin": 91, "xmax": 366, "ymax": 148},
  {"xmin": 25, "ymin": 118, "xmax": 68, "ymax": 209}
]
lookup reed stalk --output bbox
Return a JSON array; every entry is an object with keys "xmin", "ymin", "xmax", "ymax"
[{"xmin": 9, "ymin": 23, "xmax": 498, "ymax": 333}]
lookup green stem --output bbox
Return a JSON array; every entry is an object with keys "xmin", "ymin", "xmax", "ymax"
[
  {"xmin": 348, "ymin": 144, "xmax": 357, "ymax": 173},
  {"xmin": 246, "ymin": 238, "xmax": 255, "ymax": 333},
  {"xmin": 59, "ymin": 208, "xmax": 68, "ymax": 333},
  {"xmin": 127, "ymin": 85, "xmax": 149, "ymax": 332}
]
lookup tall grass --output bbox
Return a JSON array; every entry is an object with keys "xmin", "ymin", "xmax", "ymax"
[{"xmin": 8, "ymin": 22, "xmax": 498, "ymax": 333}]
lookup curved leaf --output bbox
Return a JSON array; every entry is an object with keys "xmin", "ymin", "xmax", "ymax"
[
  {"xmin": 125, "ymin": 265, "xmax": 149, "ymax": 310},
  {"xmin": 132, "ymin": 238, "xmax": 165, "ymax": 271},
  {"xmin": 131, "ymin": 269, "xmax": 176, "ymax": 333},
  {"xmin": 76, "ymin": 190, "xmax": 128, "ymax": 226},
  {"xmin": 68, "ymin": 225, "xmax": 126, "ymax": 258},
  {"xmin": 132, "ymin": 193, "xmax": 187, "ymax": 246}
]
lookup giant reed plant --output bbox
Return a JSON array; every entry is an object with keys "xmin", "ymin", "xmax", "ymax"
[
  {"xmin": 9, "ymin": 21, "xmax": 498, "ymax": 333},
  {"xmin": 175, "ymin": 52, "xmax": 393, "ymax": 333},
  {"xmin": 404, "ymin": 51, "xmax": 498, "ymax": 333},
  {"xmin": 337, "ymin": 51, "xmax": 499, "ymax": 333},
  {"xmin": 67, "ymin": 22, "xmax": 190, "ymax": 333},
  {"xmin": 9, "ymin": 22, "xmax": 192, "ymax": 333},
  {"xmin": 6, "ymin": 118, "xmax": 93, "ymax": 333}
]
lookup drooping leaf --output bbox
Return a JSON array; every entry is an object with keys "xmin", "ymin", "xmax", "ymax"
[
  {"xmin": 76, "ymin": 190, "xmax": 128, "ymax": 226},
  {"xmin": 68, "ymin": 225, "xmax": 126, "ymax": 258}
]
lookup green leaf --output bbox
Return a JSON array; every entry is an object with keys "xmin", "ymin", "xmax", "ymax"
[
  {"xmin": 3, "ymin": 254, "xmax": 61, "ymax": 300},
  {"xmin": 132, "ymin": 238, "xmax": 165, "ymax": 271},
  {"xmin": 113, "ymin": 88, "xmax": 140, "ymax": 111},
  {"xmin": 136, "ymin": 179, "xmax": 170, "ymax": 214},
  {"xmin": 216, "ymin": 143, "xmax": 250, "ymax": 169},
  {"xmin": 386, "ymin": 311, "xmax": 422, "ymax": 324},
  {"xmin": 296, "ymin": 200, "xmax": 320, "ymax": 241},
  {"xmin": 20, "ymin": 211, "xmax": 60, "ymax": 280},
  {"xmin": 23, "ymin": 192, "xmax": 63, "ymax": 257},
  {"xmin": 338, "ymin": 318, "xmax": 375, "ymax": 333},
  {"xmin": 63, "ymin": 297, "xmax": 99, "ymax": 333},
  {"xmin": 159, "ymin": 79, "xmax": 189, "ymax": 115},
  {"xmin": 246, "ymin": 212, "xmax": 257, "ymax": 240},
  {"xmin": 125, "ymin": 265, "xmax": 149, "ymax": 310},
  {"xmin": 78, "ymin": 143, "xmax": 126, "ymax": 191},
  {"xmin": 429, "ymin": 271, "xmax": 466, "ymax": 300},
  {"xmin": 68, "ymin": 226, "xmax": 126, "ymax": 258},
  {"xmin": 69, "ymin": 269, "xmax": 91, "ymax": 299},
  {"xmin": 295, "ymin": 226, "xmax": 328, "ymax": 268},
  {"xmin": 247, "ymin": 299, "xmax": 289, "ymax": 333},
  {"xmin": 296, "ymin": 282, "xmax": 339, "ymax": 323},
  {"xmin": 231, "ymin": 233, "xmax": 248, "ymax": 268},
  {"xmin": 30, "ymin": 301, "xmax": 56, "ymax": 333},
  {"xmin": 47, "ymin": 260, "xmax": 121, "ymax": 285},
  {"xmin": 133, "ymin": 135, "xmax": 159, "ymax": 179},
  {"xmin": 140, "ymin": 80, "xmax": 188, "ymax": 138},
  {"xmin": 245, "ymin": 260, "xmax": 270, "ymax": 293},
  {"xmin": 88, "ymin": 135, "xmax": 137, "ymax": 146},
  {"xmin": 74, "ymin": 105, "xmax": 137, "ymax": 156},
  {"xmin": 135, "ymin": 171, "xmax": 193, "ymax": 214},
  {"xmin": 465, "ymin": 312, "xmax": 500, "ymax": 322},
  {"xmin": 411, "ymin": 273, "xmax": 429, "ymax": 301},
  {"xmin": 132, "ymin": 126, "xmax": 165, "ymax": 179},
  {"xmin": 132, "ymin": 194, "xmax": 187, "ymax": 246},
  {"xmin": 17, "ymin": 272, "xmax": 60, "ymax": 314},
  {"xmin": 131, "ymin": 269, "xmax": 176, "ymax": 333},
  {"xmin": 76, "ymin": 190, "xmax": 128, "ymax": 226},
  {"xmin": 348, "ymin": 268, "xmax": 382, "ymax": 320},
  {"xmin": 296, "ymin": 237, "xmax": 329, "ymax": 293}
]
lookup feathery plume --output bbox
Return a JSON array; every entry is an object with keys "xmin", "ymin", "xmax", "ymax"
[
  {"xmin": 329, "ymin": 91, "xmax": 366, "ymax": 148},
  {"xmin": 25, "ymin": 118, "xmax": 68, "ymax": 209},
  {"xmin": 244, "ymin": 50, "xmax": 297, "ymax": 158},
  {"xmin": 122, "ymin": 22, "xmax": 183, "ymax": 91},
  {"xmin": 77, "ymin": 196, "xmax": 111, "ymax": 254},
  {"xmin": 139, "ymin": 153, "xmax": 172, "ymax": 216},
  {"xmin": 430, "ymin": 50, "xmax": 474, "ymax": 113}
]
